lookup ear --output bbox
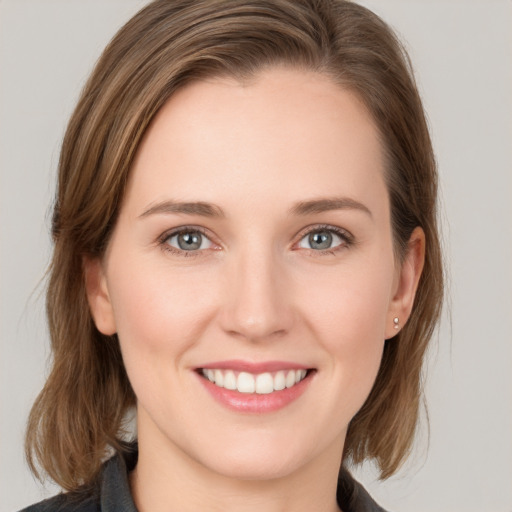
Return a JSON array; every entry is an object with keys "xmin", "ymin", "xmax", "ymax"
[
  {"xmin": 83, "ymin": 256, "xmax": 117, "ymax": 335},
  {"xmin": 386, "ymin": 226, "xmax": 425, "ymax": 339}
]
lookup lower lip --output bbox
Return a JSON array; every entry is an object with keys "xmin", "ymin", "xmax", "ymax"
[{"xmin": 196, "ymin": 371, "xmax": 314, "ymax": 413}]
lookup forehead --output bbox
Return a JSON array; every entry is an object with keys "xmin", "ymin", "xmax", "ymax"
[{"xmin": 125, "ymin": 67, "xmax": 387, "ymax": 217}]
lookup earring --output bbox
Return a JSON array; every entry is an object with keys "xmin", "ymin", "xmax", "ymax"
[{"xmin": 393, "ymin": 317, "xmax": 400, "ymax": 330}]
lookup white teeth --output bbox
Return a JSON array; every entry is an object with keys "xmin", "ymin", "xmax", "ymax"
[
  {"xmin": 255, "ymin": 373, "xmax": 274, "ymax": 394},
  {"xmin": 214, "ymin": 369, "xmax": 224, "ymax": 387},
  {"xmin": 274, "ymin": 371, "xmax": 286, "ymax": 391},
  {"xmin": 223, "ymin": 370, "xmax": 237, "ymax": 390},
  {"xmin": 237, "ymin": 372, "xmax": 255, "ymax": 393},
  {"xmin": 201, "ymin": 368, "xmax": 309, "ymax": 393},
  {"xmin": 285, "ymin": 370, "xmax": 296, "ymax": 388}
]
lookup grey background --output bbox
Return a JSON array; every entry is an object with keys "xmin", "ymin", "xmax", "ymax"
[{"xmin": 1, "ymin": 1, "xmax": 511, "ymax": 511}]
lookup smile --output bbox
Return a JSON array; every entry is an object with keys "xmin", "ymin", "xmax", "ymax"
[
  {"xmin": 196, "ymin": 362, "xmax": 315, "ymax": 413},
  {"xmin": 200, "ymin": 368, "xmax": 308, "ymax": 394}
]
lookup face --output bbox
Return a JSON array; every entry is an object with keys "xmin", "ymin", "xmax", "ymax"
[{"xmin": 86, "ymin": 67, "xmax": 423, "ymax": 481}]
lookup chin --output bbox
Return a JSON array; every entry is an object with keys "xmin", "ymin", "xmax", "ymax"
[
  {"xmin": 186, "ymin": 431, "xmax": 320, "ymax": 482},
  {"xmin": 205, "ymin": 453, "xmax": 304, "ymax": 482}
]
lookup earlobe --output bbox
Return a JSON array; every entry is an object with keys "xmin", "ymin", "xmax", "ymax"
[
  {"xmin": 386, "ymin": 227, "xmax": 425, "ymax": 339},
  {"xmin": 83, "ymin": 256, "xmax": 117, "ymax": 335}
]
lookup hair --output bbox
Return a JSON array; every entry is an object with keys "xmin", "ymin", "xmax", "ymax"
[{"xmin": 26, "ymin": 0, "xmax": 443, "ymax": 492}]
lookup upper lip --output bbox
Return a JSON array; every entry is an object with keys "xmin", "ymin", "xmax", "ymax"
[{"xmin": 197, "ymin": 360, "xmax": 311, "ymax": 373}]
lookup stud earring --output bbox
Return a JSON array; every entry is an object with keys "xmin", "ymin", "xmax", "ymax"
[{"xmin": 393, "ymin": 317, "xmax": 400, "ymax": 330}]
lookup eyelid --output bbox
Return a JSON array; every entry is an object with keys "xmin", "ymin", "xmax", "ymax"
[
  {"xmin": 158, "ymin": 225, "xmax": 219, "ymax": 257},
  {"xmin": 293, "ymin": 224, "xmax": 354, "ymax": 253},
  {"xmin": 157, "ymin": 223, "xmax": 354, "ymax": 258}
]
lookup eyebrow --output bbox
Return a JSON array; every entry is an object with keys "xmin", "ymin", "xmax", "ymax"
[
  {"xmin": 288, "ymin": 197, "xmax": 372, "ymax": 218},
  {"xmin": 139, "ymin": 200, "xmax": 225, "ymax": 219},
  {"xmin": 139, "ymin": 196, "xmax": 372, "ymax": 219}
]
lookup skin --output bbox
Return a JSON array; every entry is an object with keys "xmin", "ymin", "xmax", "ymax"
[{"xmin": 85, "ymin": 67, "xmax": 424, "ymax": 512}]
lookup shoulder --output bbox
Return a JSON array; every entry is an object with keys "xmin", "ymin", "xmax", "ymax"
[
  {"xmin": 19, "ymin": 446, "xmax": 137, "ymax": 512},
  {"xmin": 19, "ymin": 491, "xmax": 99, "ymax": 512}
]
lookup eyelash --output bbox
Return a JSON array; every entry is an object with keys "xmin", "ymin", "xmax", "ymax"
[
  {"xmin": 295, "ymin": 224, "xmax": 354, "ymax": 257},
  {"xmin": 158, "ymin": 224, "xmax": 354, "ymax": 258},
  {"xmin": 158, "ymin": 226, "xmax": 213, "ymax": 258}
]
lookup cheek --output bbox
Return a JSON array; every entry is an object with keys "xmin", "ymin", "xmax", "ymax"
[
  {"xmin": 105, "ymin": 258, "xmax": 224, "ymax": 417},
  {"xmin": 297, "ymin": 259, "xmax": 393, "ymax": 396},
  {"xmin": 107, "ymin": 255, "xmax": 219, "ymax": 365},
  {"xmin": 302, "ymin": 261, "xmax": 393, "ymax": 341}
]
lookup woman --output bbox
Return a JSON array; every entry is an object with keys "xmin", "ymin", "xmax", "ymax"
[{"xmin": 22, "ymin": 1, "xmax": 443, "ymax": 511}]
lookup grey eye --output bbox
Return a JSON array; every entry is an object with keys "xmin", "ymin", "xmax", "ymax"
[
  {"xmin": 167, "ymin": 231, "xmax": 212, "ymax": 251},
  {"xmin": 298, "ymin": 229, "xmax": 344, "ymax": 250},
  {"xmin": 309, "ymin": 231, "xmax": 332, "ymax": 250}
]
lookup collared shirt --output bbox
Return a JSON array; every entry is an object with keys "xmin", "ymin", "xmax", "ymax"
[{"xmin": 20, "ymin": 448, "xmax": 388, "ymax": 512}]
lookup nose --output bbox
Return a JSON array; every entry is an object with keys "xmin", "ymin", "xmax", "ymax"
[{"xmin": 219, "ymin": 246, "xmax": 294, "ymax": 342}]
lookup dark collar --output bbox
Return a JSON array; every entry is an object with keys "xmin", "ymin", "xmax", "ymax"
[
  {"xmin": 337, "ymin": 467, "xmax": 388, "ymax": 512},
  {"xmin": 99, "ymin": 446, "xmax": 138, "ymax": 512}
]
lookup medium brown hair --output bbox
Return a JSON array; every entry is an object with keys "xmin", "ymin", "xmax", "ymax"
[{"xmin": 26, "ymin": 0, "xmax": 443, "ymax": 491}]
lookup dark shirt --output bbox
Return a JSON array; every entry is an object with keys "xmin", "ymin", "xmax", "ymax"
[{"xmin": 20, "ymin": 448, "xmax": 387, "ymax": 512}]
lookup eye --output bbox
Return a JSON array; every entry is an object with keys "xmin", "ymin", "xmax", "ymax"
[
  {"xmin": 297, "ymin": 226, "xmax": 350, "ymax": 252},
  {"xmin": 164, "ymin": 228, "xmax": 214, "ymax": 253}
]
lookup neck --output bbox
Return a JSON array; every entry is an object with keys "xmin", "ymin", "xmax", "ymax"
[{"xmin": 130, "ymin": 416, "xmax": 343, "ymax": 512}]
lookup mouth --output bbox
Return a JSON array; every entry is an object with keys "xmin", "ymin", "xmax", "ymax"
[
  {"xmin": 194, "ymin": 362, "xmax": 315, "ymax": 413},
  {"xmin": 198, "ymin": 368, "xmax": 310, "ymax": 394}
]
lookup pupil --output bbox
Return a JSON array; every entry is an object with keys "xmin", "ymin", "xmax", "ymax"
[
  {"xmin": 310, "ymin": 231, "xmax": 332, "ymax": 250},
  {"xmin": 178, "ymin": 232, "xmax": 201, "ymax": 250}
]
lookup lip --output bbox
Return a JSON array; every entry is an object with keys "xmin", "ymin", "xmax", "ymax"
[
  {"xmin": 194, "ymin": 360, "xmax": 315, "ymax": 413},
  {"xmin": 198, "ymin": 360, "xmax": 310, "ymax": 373}
]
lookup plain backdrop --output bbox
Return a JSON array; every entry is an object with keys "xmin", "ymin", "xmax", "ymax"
[{"xmin": 1, "ymin": 1, "xmax": 511, "ymax": 511}]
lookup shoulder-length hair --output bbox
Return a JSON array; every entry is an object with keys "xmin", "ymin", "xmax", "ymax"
[{"xmin": 26, "ymin": 0, "xmax": 443, "ymax": 491}]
